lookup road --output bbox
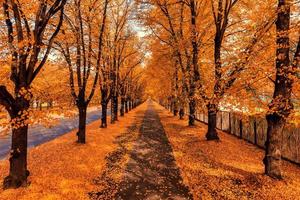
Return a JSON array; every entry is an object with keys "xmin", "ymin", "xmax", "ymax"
[{"xmin": 0, "ymin": 108, "xmax": 108, "ymax": 160}]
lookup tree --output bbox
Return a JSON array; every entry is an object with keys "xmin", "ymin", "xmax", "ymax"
[
  {"xmin": 264, "ymin": 0, "xmax": 300, "ymax": 179},
  {"xmin": 99, "ymin": 39, "xmax": 112, "ymax": 128},
  {"xmin": 205, "ymin": 0, "xmax": 238, "ymax": 140},
  {"xmin": 57, "ymin": 0, "xmax": 108, "ymax": 143},
  {"xmin": 139, "ymin": 0, "xmax": 209, "ymax": 125},
  {"xmin": 198, "ymin": 0, "xmax": 275, "ymax": 141},
  {"xmin": 0, "ymin": 0, "xmax": 66, "ymax": 189}
]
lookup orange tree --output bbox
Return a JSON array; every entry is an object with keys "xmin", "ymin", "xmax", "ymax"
[{"xmin": 0, "ymin": 0, "xmax": 66, "ymax": 189}]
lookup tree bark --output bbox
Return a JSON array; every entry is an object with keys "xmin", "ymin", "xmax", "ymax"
[
  {"xmin": 128, "ymin": 100, "xmax": 132, "ymax": 111},
  {"xmin": 188, "ymin": 0, "xmax": 200, "ymax": 127},
  {"xmin": 173, "ymin": 97, "xmax": 178, "ymax": 116},
  {"xmin": 3, "ymin": 95, "xmax": 30, "ymax": 189},
  {"xmin": 120, "ymin": 97, "xmax": 125, "ymax": 117},
  {"xmin": 77, "ymin": 105, "xmax": 87, "ymax": 144},
  {"xmin": 114, "ymin": 96, "xmax": 118, "ymax": 120},
  {"xmin": 264, "ymin": 0, "xmax": 293, "ymax": 179},
  {"xmin": 125, "ymin": 99, "xmax": 129, "ymax": 113},
  {"xmin": 264, "ymin": 114, "xmax": 285, "ymax": 179},
  {"xmin": 4, "ymin": 125, "xmax": 29, "ymax": 189},
  {"xmin": 101, "ymin": 101, "xmax": 108, "ymax": 128},
  {"xmin": 179, "ymin": 107, "xmax": 184, "ymax": 120},
  {"xmin": 188, "ymin": 99, "xmax": 196, "ymax": 126},
  {"xmin": 206, "ymin": 103, "xmax": 219, "ymax": 140},
  {"xmin": 111, "ymin": 95, "xmax": 118, "ymax": 123}
]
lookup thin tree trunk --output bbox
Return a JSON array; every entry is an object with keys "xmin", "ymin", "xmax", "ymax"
[
  {"xmin": 188, "ymin": 0, "xmax": 200, "ymax": 126},
  {"xmin": 77, "ymin": 105, "xmax": 87, "ymax": 144},
  {"xmin": 188, "ymin": 99, "xmax": 196, "ymax": 126},
  {"xmin": 114, "ymin": 95, "xmax": 118, "ymax": 120},
  {"xmin": 101, "ymin": 101, "xmax": 108, "ymax": 128},
  {"xmin": 179, "ymin": 107, "xmax": 184, "ymax": 120},
  {"xmin": 111, "ymin": 95, "xmax": 118, "ymax": 123},
  {"xmin": 173, "ymin": 98, "xmax": 178, "ymax": 116},
  {"xmin": 125, "ymin": 99, "xmax": 128, "ymax": 113},
  {"xmin": 206, "ymin": 103, "xmax": 219, "ymax": 140},
  {"xmin": 100, "ymin": 88, "xmax": 108, "ymax": 128},
  {"xmin": 111, "ymin": 97, "xmax": 115, "ymax": 124},
  {"xmin": 120, "ymin": 97, "xmax": 125, "ymax": 116}
]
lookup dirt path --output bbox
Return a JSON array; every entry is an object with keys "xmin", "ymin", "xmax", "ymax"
[{"xmin": 91, "ymin": 101, "xmax": 192, "ymax": 200}]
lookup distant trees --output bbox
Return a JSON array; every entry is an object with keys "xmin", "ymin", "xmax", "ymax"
[
  {"xmin": 140, "ymin": 0, "xmax": 210, "ymax": 126},
  {"xmin": 101, "ymin": 0, "xmax": 145, "ymax": 125},
  {"xmin": 0, "ymin": 0, "xmax": 67, "ymax": 189}
]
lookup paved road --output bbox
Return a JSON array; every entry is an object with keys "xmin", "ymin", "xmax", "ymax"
[{"xmin": 0, "ymin": 109, "xmax": 109, "ymax": 160}]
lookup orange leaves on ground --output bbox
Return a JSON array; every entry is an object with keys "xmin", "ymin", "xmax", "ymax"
[
  {"xmin": 0, "ymin": 105, "xmax": 146, "ymax": 200},
  {"xmin": 156, "ymin": 103, "xmax": 300, "ymax": 200}
]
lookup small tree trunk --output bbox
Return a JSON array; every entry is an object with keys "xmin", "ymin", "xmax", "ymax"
[
  {"xmin": 120, "ymin": 97, "xmax": 125, "ymax": 117},
  {"xmin": 125, "ymin": 100, "xmax": 128, "ymax": 113},
  {"xmin": 77, "ymin": 105, "xmax": 87, "ymax": 144},
  {"xmin": 173, "ymin": 100, "xmax": 178, "ymax": 116},
  {"xmin": 101, "ymin": 101, "xmax": 108, "ymax": 128},
  {"xmin": 188, "ymin": 99, "xmax": 196, "ymax": 126},
  {"xmin": 206, "ymin": 103, "xmax": 219, "ymax": 140},
  {"xmin": 179, "ymin": 107, "xmax": 184, "ymax": 120},
  {"xmin": 111, "ymin": 96, "xmax": 116, "ymax": 124},
  {"xmin": 114, "ymin": 96, "xmax": 118, "ymax": 121}
]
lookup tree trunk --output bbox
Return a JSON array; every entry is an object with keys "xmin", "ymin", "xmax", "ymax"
[
  {"xmin": 179, "ymin": 107, "xmax": 184, "ymax": 120},
  {"xmin": 77, "ymin": 105, "xmax": 87, "ymax": 144},
  {"xmin": 120, "ymin": 97, "xmax": 125, "ymax": 117},
  {"xmin": 264, "ymin": 114, "xmax": 285, "ymax": 179},
  {"xmin": 188, "ymin": 99, "xmax": 196, "ymax": 126},
  {"xmin": 4, "ymin": 97, "xmax": 30, "ymax": 189},
  {"xmin": 100, "ymin": 88, "xmax": 108, "ymax": 128},
  {"xmin": 125, "ymin": 100, "xmax": 128, "ymax": 113},
  {"xmin": 173, "ymin": 98, "xmax": 178, "ymax": 116},
  {"xmin": 4, "ymin": 125, "xmax": 29, "ymax": 189},
  {"xmin": 101, "ymin": 101, "xmax": 108, "ymax": 128},
  {"xmin": 188, "ymin": 0, "xmax": 200, "ymax": 127},
  {"xmin": 111, "ymin": 95, "xmax": 118, "ymax": 123},
  {"xmin": 128, "ymin": 100, "xmax": 131, "ymax": 111},
  {"xmin": 263, "ymin": 0, "xmax": 293, "ymax": 179},
  {"xmin": 114, "ymin": 95, "xmax": 118, "ymax": 120},
  {"xmin": 206, "ymin": 103, "xmax": 219, "ymax": 140}
]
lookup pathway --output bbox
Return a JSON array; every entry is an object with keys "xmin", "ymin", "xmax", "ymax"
[{"xmin": 91, "ymin": 101, "xmax": 193, "ymax": 200}]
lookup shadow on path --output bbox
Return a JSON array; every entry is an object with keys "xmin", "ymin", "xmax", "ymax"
[{"xmin": 90, "ymin": 102, "xmax": 192, "ymax": 200}]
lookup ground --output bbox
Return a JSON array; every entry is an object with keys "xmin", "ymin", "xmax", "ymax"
[{"xmin": 1, "ymin": 101, "xmax": 300, "ymax": 200}]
